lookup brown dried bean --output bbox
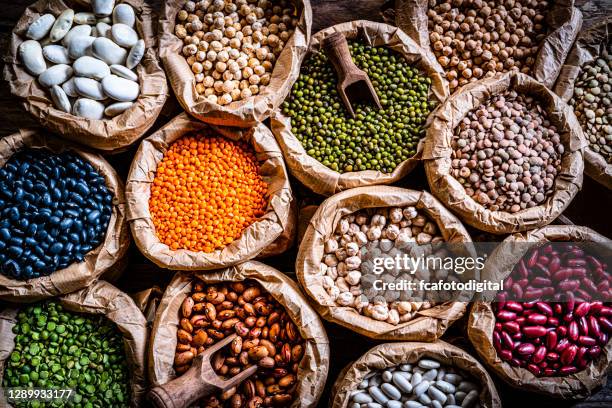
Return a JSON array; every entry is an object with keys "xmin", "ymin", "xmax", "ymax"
[{"xmin": 181, "ymin": 297, "xmax": 194, "ymax": 317}]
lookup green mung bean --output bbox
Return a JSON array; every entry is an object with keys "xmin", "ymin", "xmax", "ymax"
[
  {"xmin": 282, "ymin": 41, "xmax": 436, "ymax": 174},
  {"xmin": 3, "ymin": 301, "xmax": 129, "ymax": 408}
]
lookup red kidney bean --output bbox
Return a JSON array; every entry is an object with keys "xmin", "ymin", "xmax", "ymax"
[
  {"xmin": 526, "ymin": 363, "xmax": 541, "ymax": 376},
  {"xmin": 578, "ymin": 336, "xmax": 597, "ymax": 347},
  {"xmin": 546, "ymin": 352, "xmax": 559, "ymax": 362},
  {"xmin": 559, "ymin": 366, "xmax": 578, "ymax": 375},
  {"xmin": 568, "ymin": 321, "xmax": 579, "ymax": 341},
  {"xmin": 555, "ymin": 339, "xmax": 570, "ymax": 353},
  {"xmin": 493, "ymin": 243, "xmax": 610, "ymax": 377},
  {"xmin": 536, "ymin": 302, "xmax": 553, "ymax": 316},
  {"xmin": 588, "ymin": 316, "xmax": 602, "ymax": 338},
  {"xmin": 560, "ymin": 344, "xmax": 578, "ymax": 365},
  {"xmin": 501, "ymin": 331, "xmax": 515, "ymax": 349},
  {"xmin": 526, "ymin": 313, "xmax": 547, "ymax": 325},
  {"xmin": 588, "ymin": 346, "xmax": 601, "ymax": 359},
  {"xmin": 517, "ymin": 343, "xmax": 536, "ymax": 356},
  {"xmin": 574, "ymin": 302, "xmax": 591, "ymax": 317},
  {"xmin": 579, "ymin": 317, "xmax": 589, "ymax": 336},
  {"xmin": 532, "ymin": 346, "xmax": 546, "ymax": 363},
  {"xmin": 601, "ymin": 307, "xmax": 612, "ymax": 317},
  {"xmin": 503, "ymin": 321, "xmax": 520, "ymax": 334},
  {"xmin": 496, "ymin": 310, "xmax": 517, "ymax": 321},
  {"xmin": 546, "ymin": 331, "xmax": 558, "ymax": 350},
  {"xmin": 599, "ymin": 317, "xmax": 612, "ymax": 333},
  {"xmin": 548, "ymin": 257, "xmax": 561, "ymax": 273},
  {"xmin": 505, "ymin": 301, "xmax": 523, "ymax": 313},
  {"xmin": 523, "ymin": 326, "xmax": 547, "ymax": 338},
  {"xmin": 499, "ymin": 349, "xmax": 513, "ymax": 361}
]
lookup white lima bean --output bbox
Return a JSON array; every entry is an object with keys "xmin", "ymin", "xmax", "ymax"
[
  {"xmin": 347, "ymin": 359, "xmax": 482, "ymax": 408},
  {"xmin": 18, "ymin": 1, "xmax": 144, "ymax": 119}
]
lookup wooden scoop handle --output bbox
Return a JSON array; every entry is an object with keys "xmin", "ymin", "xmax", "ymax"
[
  {"xmin": 322, "ymin": 32, "xmax": 360, "ymax": 85},
  {"xmin": 147, "ymin": 354, "xmax": 218, "ymax": 408}
]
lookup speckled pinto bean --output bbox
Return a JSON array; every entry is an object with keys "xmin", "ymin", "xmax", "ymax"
[
  {"xmin": 175, "ymin": 279, "xmax": 305, "ymax": 407},
  {"xmin": 451, "ymin": 90, "xmax": 563, "ymax": 213},
  {"xmin": 0, "ymin": 149, "xmax": 112, "ymax": 280},
  {"xmin": 348, "ymin": 358, "xmax": 482, "ymax": 408},
  {"xmin": 493, "ymin": 242, "xmax": 611, "ymax": 376}
]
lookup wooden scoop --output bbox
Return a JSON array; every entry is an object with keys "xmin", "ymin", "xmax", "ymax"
[
  {"xmin": 147, "ymin": 334, "xmax": 258, "ymax": 408},
  {"xmin": 322, "ymin": 32, "xmax": 382, "ymax": 118}
]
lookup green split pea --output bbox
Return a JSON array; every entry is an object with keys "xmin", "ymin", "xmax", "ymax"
[{"xmin": 3, "ymin": 301, "xmax": 129, "ymax": 408}]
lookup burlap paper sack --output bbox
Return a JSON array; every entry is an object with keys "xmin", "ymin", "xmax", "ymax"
[
  {"xmin": 394, "ymin": 0, "xmax": 582, "ymax": 90},
  {"xmin": 330, "ymin": 341, "xmax": 501, "ymax": 408},
  {"xmin": 553, "ymin": 17, "xmax": 612, "ymax": 190},
  {"xmin": 159, "ymin": 0, "xmax": 312, "ymax": 128},
  {"xmin": 0, "ymin": 129, "xmax": 129, "ymax": 302},
  {"xmin": 125, "ymin": 112, "xmax": 294, "ymax": 270},
  {"xmin": 0, "ymin": 280, "xmax": 148, "ymax": 407},
  {"xmin": 271, "ymin": 20, "xmax": 449, "ymax": 197},
  {"xmin": 297, "ymin": 186, "xmax": 472, "ymax": 341},
  {"xmin": 4, "ymin": 0, "xmax": 169, "ymax": 152},
  {"xmin": 423, "ymin": 71, "xmax": 586, "ymax": 234},
  {"xmin": 148, "ymin": 261, "xmax": 330, "ymax": 407},
  {"xmin": 468, "ymin": 225, "xmax": 612, "ymax": 399}
]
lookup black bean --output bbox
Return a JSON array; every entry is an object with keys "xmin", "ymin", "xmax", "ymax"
[{"xmin": 0, "ymin": 149, "xmax": 113, "ymax": 280}]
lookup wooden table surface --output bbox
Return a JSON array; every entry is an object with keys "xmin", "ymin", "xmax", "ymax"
[{"xmin": 1, "ymin": 0, "xmax": 611, "ymax": 407}]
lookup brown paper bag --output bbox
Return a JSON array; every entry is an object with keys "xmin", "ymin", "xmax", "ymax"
[
  {"xmin": 148, "ymin": 261, "xmax": 330, "ymax": 407},
  {"xmin": 125, "ymin": 113, "xmax": 294, "ymax": 270},
  {"xmin": 330, "ymin": 340, "xmax": 501, "ymax": 408},
  {"xmin": 423, "ymin": 71, "xmax": 586, "ymax": 234},
  {"xmin": 270, "ymin": 20, "xmax": 449, "ymax": 197},
  {"xmin": 297, "ymin": 186, "xmax": 471, "ymax": 341},
  {"xmin": 394, "ymin": 0, "xmax": 582, "ymax": 90},
  {"xmin": 0, "ymin": 130, "xmax": 129, "ymax": 302},
  {"xmin": 3, "ymin": 0, "xmax": 169, "ymax": 152},
  {"xmin": 468, "ymin": 225, "xmax": 612, "ymax": 399},
  {"xmin": 553, "ymin": 17, "xmax": 612, "ymax": 190},
  {"xmin": 158, "ymin": 0, "xmax": 312, "ymax": 128},
  {"xmin": 0, "ymin": 280, "xmax": 148, "ymax": 407}
]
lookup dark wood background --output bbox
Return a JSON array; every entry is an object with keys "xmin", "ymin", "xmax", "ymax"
[{"xmin": 1, "ymin": 0, "xmax": 611, "ymax": 407}]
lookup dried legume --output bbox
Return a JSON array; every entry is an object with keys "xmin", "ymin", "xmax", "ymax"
[
  {"xmin": 348, "ymin": 358, "xmax": 482, "ymax": 408},
  {"xmin": 451, "ymin": 90, "xmax": 563, "ymax": 213},
  {"xmin": 493, "ymin": 242, "xmax": 611, "ymax": 376},
  {"xmin": 19, "ymin": 1, "xmax": 144, "ymax": 119},
  {"xmin": 150, "ymin": 133, "xmax": 267, "ymax": 253},
  {"xmin": 175, "ymin": 279, "xmax": 305, "ymax": 407},
  {"xmin": 427, "ymin": 0, "xmax": 548, "ymax": 92},
  {"xmin": 3, "ymin": 301, "xmax": 130, "ymax": 407},
  {"xmin": 282, "ymin": 41, "xmax": 435, "ymax": 173},
  {"xmin": 0, "ymin": 149, "xmax": 112, "ymax": 280},
  {"xmin": 175, "ymin": 0, "xmax": 298, "ymax": 105},
  {"xmin": 321, "ymin": 207, "xmax": 453, "ymax": 325},
  {"xmin": 569, "ymin": 46, "xmax": 612, "ymax": 163}
]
